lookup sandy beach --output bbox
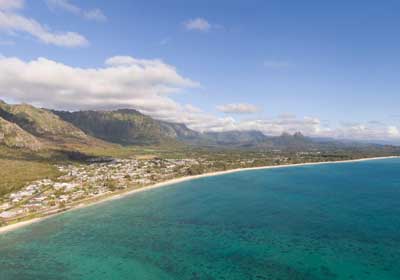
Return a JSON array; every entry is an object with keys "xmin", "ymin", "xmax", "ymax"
[{"xmin": 0, "ymin": 155, "xmax": 398, "ymax": 235}]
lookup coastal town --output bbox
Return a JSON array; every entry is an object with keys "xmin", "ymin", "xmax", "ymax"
[{"xmin": 0, "ymin": 155, "xmax": 286, "ymax": 226}]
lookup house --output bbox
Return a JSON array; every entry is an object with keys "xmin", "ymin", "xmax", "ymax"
[
  {"xmin": 0, "ymin": 203, "xmax": 10, "ymax": 210},
  {"xmin": 0, "ymin": 210, "xmax": 20, "ymax": 219},
  {"xmin": 54, "ymin": 182, "xmax": 78, "ymax": 191}
]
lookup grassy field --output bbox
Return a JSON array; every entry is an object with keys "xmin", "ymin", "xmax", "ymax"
[
  {"xmin": 0, "ymin": 159, "xmax": 60, "ymax": 197},
  {"xmin": 0, "ymin": 143, "xmax": 158, "ymax": 198}
]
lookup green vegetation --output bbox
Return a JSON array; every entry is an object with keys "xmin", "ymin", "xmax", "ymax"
[
  {"xmin": 0, "ymin": 101, "xmax": 112, "ymax": 153},
  {"xmin": 0, "ymin": 117, "xmax": 42, "ymax": 150},
  {"xmin": 0, "ymin": 101, "xmax": 88, "ymax": 142},
  {"xmin": 0, "ymin": 158, "xmax": 59, "ymax": 197}
]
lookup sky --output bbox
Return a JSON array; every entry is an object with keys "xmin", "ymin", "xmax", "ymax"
[{"xmin": 0, "ymin": 0, "xmax": 400, "ymax": 142}]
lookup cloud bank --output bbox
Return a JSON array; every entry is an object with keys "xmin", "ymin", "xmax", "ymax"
[
  {"xmin": 217, "ymin": 103, "xmax": 259, "ymax": 114},
  {"xmin": 184, "ymin": 18, "xmax": 211, "ymax": 32},
  {"xmin": 263, "ymin": 60, "xmax": 294, "ymax": 69},
  {"xmin": 0, "ymin": 55, "xmax": 196, "ymax": 112},
  {"xmin": 0, "ymin": 0, "xmax": 24, "ymax": 11}
]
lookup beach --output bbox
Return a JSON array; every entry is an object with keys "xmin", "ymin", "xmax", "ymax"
[{"xmin": 0, "ymin": 155, "xmax": 398, "ymax": 235}]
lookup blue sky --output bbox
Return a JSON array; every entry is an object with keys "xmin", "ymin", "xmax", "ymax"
[{"xmin": 0, "ymin": 0, "xmax": 399, "ymax": 141}]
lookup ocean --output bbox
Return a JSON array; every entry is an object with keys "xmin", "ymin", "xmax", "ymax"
[{"xmin": 1, "ymin": 158, "xmax": 400, "ymax": 279}]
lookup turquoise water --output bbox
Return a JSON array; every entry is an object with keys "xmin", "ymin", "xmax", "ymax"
[{"xmin": 1, "ymin": 159, "xmax": 400, "ymax": 279}]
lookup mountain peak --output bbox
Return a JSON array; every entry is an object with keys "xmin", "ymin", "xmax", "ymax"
[
  {"xmin": 293, "ymin": 132, "xmax": 305, "ymax": 138},
  {"xmin": 115, "ymin": 108, "xmax": 143, "ymax": 115}
]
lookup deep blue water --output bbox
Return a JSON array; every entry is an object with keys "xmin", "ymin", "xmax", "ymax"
[{"xmin": 1, "ymin": 159, "xmax": 400, "ymax": 279}]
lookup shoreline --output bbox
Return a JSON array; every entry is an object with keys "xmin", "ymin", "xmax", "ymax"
[{"xmin": 0, "ymin": 155, "xmax": 398, "ymax": 235}]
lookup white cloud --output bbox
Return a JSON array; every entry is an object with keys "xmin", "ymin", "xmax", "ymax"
[
  {"xmin": 217, "ymin": 103, "xmax": 259, "ymax": 114},
  {"xmin": 263, "ymin": 60, "xmax": 293, "ymax": 69},
  {"xmin": 0, "ymin": 0, "xmax": 24, "ymax": 11},
  {"xmin": 184, "ymin": 104, "xmax": 202, "ymax": 113},
  {"xmin": 46, "ymin": 0, "xmax": 79, "ymax": 14},
  {"xmin": 333, "ymin": 122, "xmax": 400, "ymax": 141},
  {"xmin": 0, "ymin": 1, "xmax": 88, "ymax": 47},
  {"xmin": 277, "ymin": 113, "xmax": 296, "ymax": 119},
  {"xmin": 0, "ymin": 55, "xmax": 200, "ymax": 121},
  {"xmin": 84, "ymin": 8, "xmax": 107, "ymax": 22},
  {"xmin": 104, "ymin": 56, "xmax": 166, "ymax": 67},
  {"xmin": 46, "ymin": 0, "xmax": 107, "ymax": 22},
  {"xmin": 388, "ymin": 126, "xmax": 400, "ymax": 137},
  {"xmin": 184, "ymin": 18, "xmax": 211, "ymax": 32},
  {"xmin": 0, "ymin": 11, "xmax": 88, "ymax": 47},
  {"xmin": 214, "ymin": 116, "xmax": 331, "ymax": 136}
]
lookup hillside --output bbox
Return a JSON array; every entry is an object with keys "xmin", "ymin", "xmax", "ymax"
[
  {"xmin": 53, "ymin": 109, "xmax": 199, "ymax": 145},
  {"xmin": 0, "ymin": 101, "xmax": 90, "ymax": 145},
  {"xmin": 0, "ymin": 117, "xmax": 42, "ymax": 150}
]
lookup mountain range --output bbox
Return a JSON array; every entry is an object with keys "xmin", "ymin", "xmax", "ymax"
[
  {"xmin": 52, "ymin": 109, "xmax": 324, "ymax": 150},
  {"xmin": 53, "ymin": 109, "xmax": 200, "ymax": 145},
  {"xmin": 0, "ymin": 100, "xmax": 397, "ymax": 153}
]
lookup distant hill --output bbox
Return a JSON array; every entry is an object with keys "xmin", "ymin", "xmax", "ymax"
[
  {"xmin": 53, "ymin": 109, "xmax": 199, "ymax": 145},
  {"xmin": 186, "ymin": 130, "xmax": 268, "ymax": 147},
  {"xmin": 179, "ymin": 129, "xmax": 322, "ymax": 149},
  {"xmin": 258, "ymin": 132, "xmax": 316, "ymax": 150},
  {"xmin": 188, "ymin": 130, "xmax": 330, "ymax": 150},
  {"xmin": 186, "ymin": 130, "xmax": 396, "ymax": 152}
]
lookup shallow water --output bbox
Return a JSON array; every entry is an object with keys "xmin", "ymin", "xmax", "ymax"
[{"xmin": 1, "ymin": 159, "xmax": 400, "ymax": 279}]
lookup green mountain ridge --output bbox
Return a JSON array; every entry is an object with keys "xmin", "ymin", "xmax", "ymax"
[
  {"xmin": 52, "ymin": 109, "xmax": 314, "ymax": 148},
  {"xmin": 0, "ymin": 101, "xmax": 88, "ymax": 143},
  {"xmin": 53, "ymin": 109, "xmax": 199, "ymax": 145}
]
